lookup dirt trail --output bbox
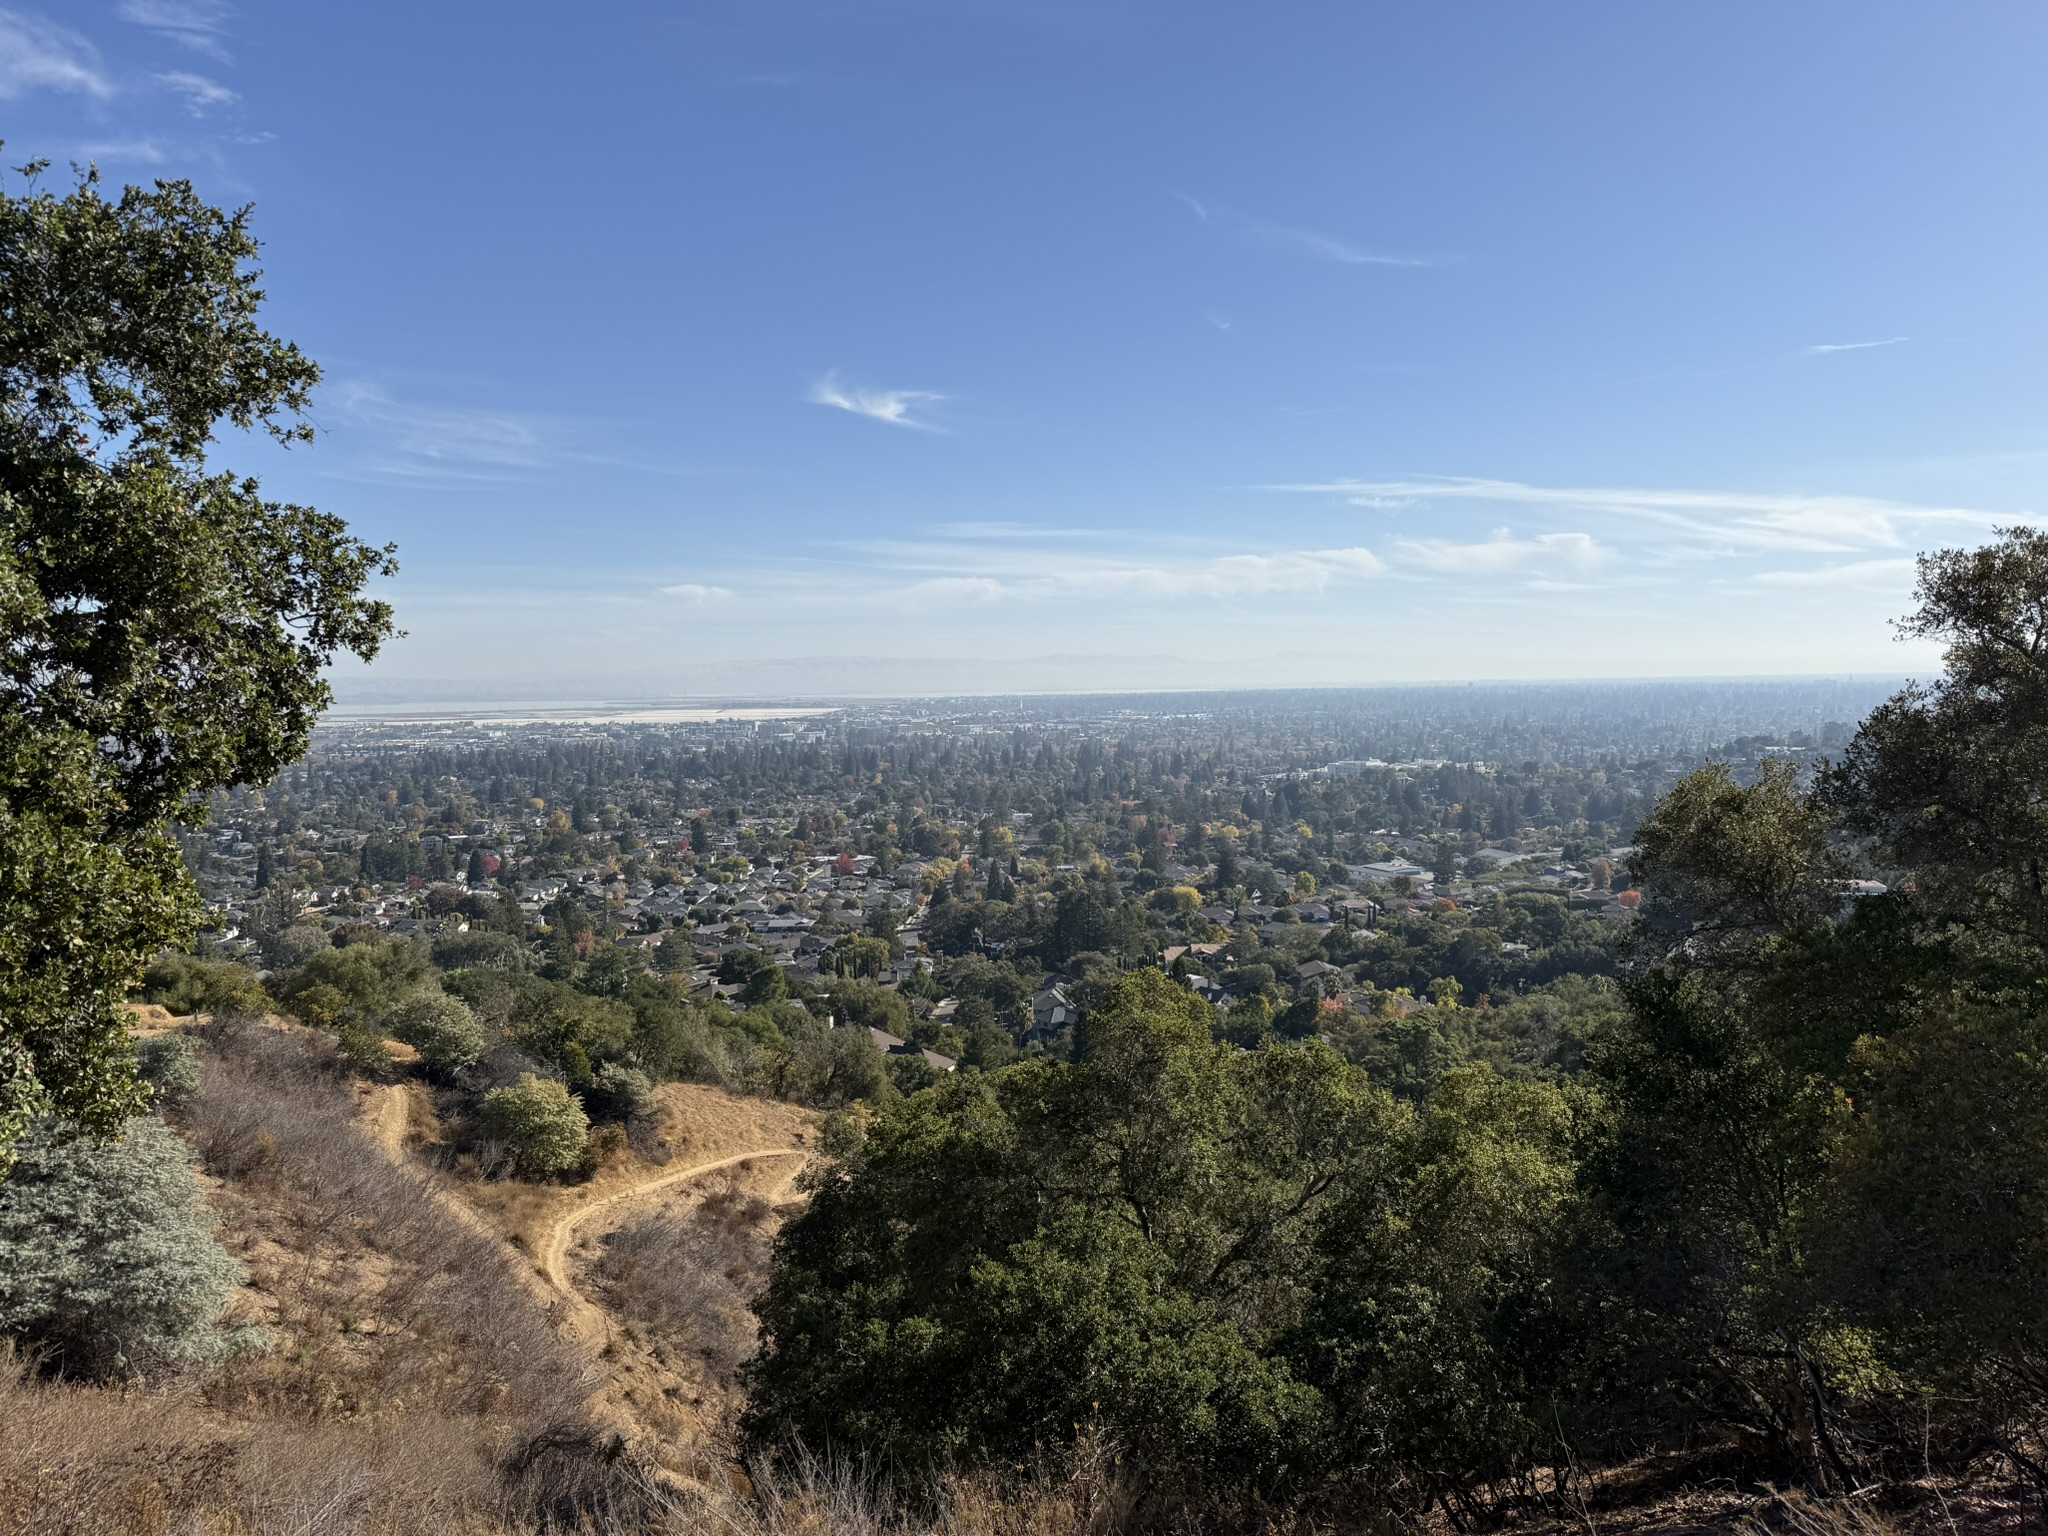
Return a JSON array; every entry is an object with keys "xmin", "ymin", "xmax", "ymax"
[
  {"xmin": 356, "ymin": 1079, "xmax": 813, "ymax": 1333},
  {"xmin": 364, "ymin": 1081, "xmax": 410, "ymax": 1159},
  {"xmin": 536, "ymin": 1147, "xmax": 808, "ymax": 1348},
  {"xmin": 356, "ymin": 1084, "xmax": 564, "ymax": 1315},
  {"xmin": 354, "ymin": 1077, "xmax": 814, "ymax": 1467}
]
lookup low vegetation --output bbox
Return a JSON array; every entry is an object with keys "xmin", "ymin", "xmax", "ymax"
[
  {"xmin": 0, "ymin": 1113, "xmax": 241, "ymax": 1377},
  {"xmin": 593, "ymin": 1178, "xmax": 777, "ymax": 1389},
  {"xmin": 477, "ymin": 1072, "xmax": 593, "ymax": 1179}
]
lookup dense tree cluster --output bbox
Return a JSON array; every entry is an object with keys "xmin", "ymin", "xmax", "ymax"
[
  {"xmin": 202, "ymin": 681, "xmax": 1876, "ymax": 896},
  {"xmin": 746, "ymin": 532, "xmax": 2048, "ymax": 1515}
]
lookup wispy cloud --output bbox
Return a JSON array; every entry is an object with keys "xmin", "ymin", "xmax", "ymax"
[
  {"xmin": 0, "ymin": 10, "xmax": 112, "ymax": 98},
  {"xmin": 809, "ymin": 371, "xmax": 946, "ymax": 430},
  {"xmin": 1276, "ymin": 476, "xmax": 2020, "ymax": 554},
  {"xmin": 1751, "ymin": 557, "xmax": 1918, "ymax": 588},
  {"xmin": 118, "ymin": 0, "xmax": 232, "ymax": 59},
  {"xmin": 158, "ymin": 69, "xmax": 236, "ymax": 112},
  {"xmin": 855, "ymin": 540, "xmax": 1388, "ymax": 604},
  {"xmin": 928, "ymin": 521, "xmax": 1119, "ymax": 542},
  {"xmin": 660, "ymin": 583, "xmax": 735, "ymax": 605},
  {"xmin": 329, "ymin": 385, "xmax": 554, "ymax": 481},
  {"xmin": 76, "ymin": 138, "xmax": 170, "ymax": 165},
  {"xmin": 1060, "ymin": 546, "xmax": 1386, "ymax": 599},
  {"xmin": 1393, "ymin": 530, "xmax": 1608, "ymax": 576},
  {"xmin": 1807, "ymin": 337, "xmax": 1909, "ymax": 355},
  {"xmin": 908, "ymin": 576, "xmax": 1006, "ymax": 602},
  {"xmin": 1176, "ymin": 194, "xmax": 1444, "ymax": 269}
]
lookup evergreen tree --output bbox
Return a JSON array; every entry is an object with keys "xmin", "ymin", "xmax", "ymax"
[{"xmin": 0, "ymin": 164, "xmax": 393, "ymax": 1170}]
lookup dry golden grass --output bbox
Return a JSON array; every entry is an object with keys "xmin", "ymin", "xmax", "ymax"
[
  {"xmin": 0, "ymin": 1017, "xmax": 639, "ymax": 1535},
  {"xmin": 123, "ymin": 1001, "xmax": 183, "ymax": 1035},
  {"xmin": 450, "ymin": 1081, "xmax": 814, "ymax": 1259},
  {"xmin": 0, "ymin": 1086, "xmax": 581, "ymax": 1531},
  {"xmin": 0, "ymin": 1355, "xmax": 518, "ymax": 1536}
]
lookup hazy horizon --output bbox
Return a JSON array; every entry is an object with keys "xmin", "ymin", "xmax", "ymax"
[{"xmin": 321, "ymin": 672, "xmax": 1912, "ymax": 721}]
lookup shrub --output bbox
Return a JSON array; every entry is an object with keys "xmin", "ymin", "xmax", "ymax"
[
  {"xmin": 431, "ymin": 930, "xmax": 529, "ymax": 972},
  {"xmin": 576, "ymin": 1123, "xmax": 630, "ymax": 1179},
  {"xmin": 290, "ymin": 981, "xmax": 350, "ymax": 1030},
  {"xmin": 261, "ymin": 921, "xmax": 333, "ymax": 970},
  {"xmin": 135, "ymin": 1034, "xmax": 201, "ymax": 1108},
  {"xmin": 336, "ymin": 1021, "xmax": 391, "ymax": 1073},
  {"xmin": 777, "ymin": 1025, "xmax": 893, "ymax": 1108},
  {"xmin": 0, "ymin": 1116, "xmax": 240, "ymax": 1374},
  {"xmin": 508, "ymin": 981, "xmax": 633, "ymax": 1082},
  {"xmin": 277, "ymin": 938, "xmax": 430, "ymax": 1017},
  {"xmin": 586, "ymin": 1061, "xmax": 656, "ymax": 1121},
  {"xmin": 477, "ymin": 1074, "xmax": 590, "ymax": 1179},
  {"xmin": 884, "ymin": 1052, "xmax": 943, "ymax": 1097},
  {"xmin": 138, "ymin": 953, "xmax": 269, "ymax": 1016},
  {"xmin": 385, "ymin": 991, "xmax": 485, "ymax": 1069}
]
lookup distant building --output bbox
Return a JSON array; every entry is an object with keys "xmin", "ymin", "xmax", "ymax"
[
  {"xmin": 1031, "ymin": 983, "xmax": 1079, "ymax": 1040},
  {"xmin": 1349, "ymin": 860, "xmax": 1428, "ymax": 883},
  {"xmin": 851, "ymin": 1023, "xmax": 956, "ymax": 1072}
]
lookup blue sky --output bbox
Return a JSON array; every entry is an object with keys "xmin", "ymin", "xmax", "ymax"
[{"xmin": 9, "ymin": 2, "xmax": 2048, "ymax": 695}]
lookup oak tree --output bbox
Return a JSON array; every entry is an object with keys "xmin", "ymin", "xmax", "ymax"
[{"xmin": 0, "ymin": 161, "xmax": 394, "ymax": 1170}]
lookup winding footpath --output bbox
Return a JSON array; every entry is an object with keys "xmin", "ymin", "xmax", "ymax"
[
  {"xmin": 536, "ymin": 1147, "xmax": 810, "ymax": 1348},
  {"xmin": 360, "ymin": 1084, "xmax": 809, "ymax": 1347}
]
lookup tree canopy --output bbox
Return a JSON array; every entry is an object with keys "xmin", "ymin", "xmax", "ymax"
[
  {"xmin": 0, "ymin": 161, "xmax": 394, "ymax": 1169},
  {"xmin": 744, "ymin": 970, "xmax": 1580, "ymax": 1509},
  {"xmin": 744, "ymin": 529, "xmax": 2048, "ymax": 1514}
]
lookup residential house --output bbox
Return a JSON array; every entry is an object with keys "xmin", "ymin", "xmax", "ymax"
[
  {"xmin": 1031, "ymin": 982, "xmax": 1079, "ymax": 1040},
  {"xmin": 850, "ymin": 1023, "xmax": 956, "ymax": 1073}
]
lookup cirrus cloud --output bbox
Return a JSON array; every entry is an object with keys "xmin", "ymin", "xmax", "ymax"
[
  {"xmin": 158, "ymin": 69, "xmax": 236, "ymax": 112},
  {"xmin": 1176, "ymin": 195, "xmax": 1446, "ymax": 269},
  {"xmin": 809, "ymin": 371, "xmax": 946, "ymax": 430},
  {"xmin": 0, "ymin": 10, "xmax": 112, "ymax": 99},
  {"xmin": 1276, "ymin": 475, "xmax": 2022, "ymax": 555},
  {"xmin": 1750, "ymin": 557, "xmax": 1918, "ymax": 588},
  {"xmin": 118, "ymin": 0, "xmax": 232, "ymax": 59},
  {"xmin": 1392, "ymin": 529, "xmax": 1608, "ymax": 575},
  {"xmin": 867, "ymin": 543, "xmax": 1388, "ymax": 604},
  {"xmin": 909, "ymin": 576, "xmax": 1006, "ymax": 602}
]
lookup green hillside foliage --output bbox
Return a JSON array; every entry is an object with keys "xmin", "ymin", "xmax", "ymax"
[
  {"xmin": 0, "ymin": 163, "xmax": 393, "ymax": 1173},
  {"xmin": 748, "ymin": 531, "xmax": 2048, "ymax": 1512}
]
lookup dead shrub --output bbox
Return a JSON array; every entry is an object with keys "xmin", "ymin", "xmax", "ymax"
[
  {"xmin": 0, "ymin": 1346, "xmax": 523, "ymax": 1536},
  {"xmin": 498, "ymin": 1422, "xmax": 657, "ymax": 1533},
  {"xmin": 1736, "ymin": 1488, "xmax": 1903, "ymax": 1536},
  {"xmin": 577, "ymin": 1122, "xmax": 631, "ymax": 1180},
  {"xmin": 591, "ymin": 1177, "xmax": 775, "ymax": 1387},
  {"xmin": 0, "ymin": 1351, "xmax": 235, "ymax": 1536},
  {"xmin": 638, "ymin": 1436, "xmax": 1137, "ymax": 1536}
]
